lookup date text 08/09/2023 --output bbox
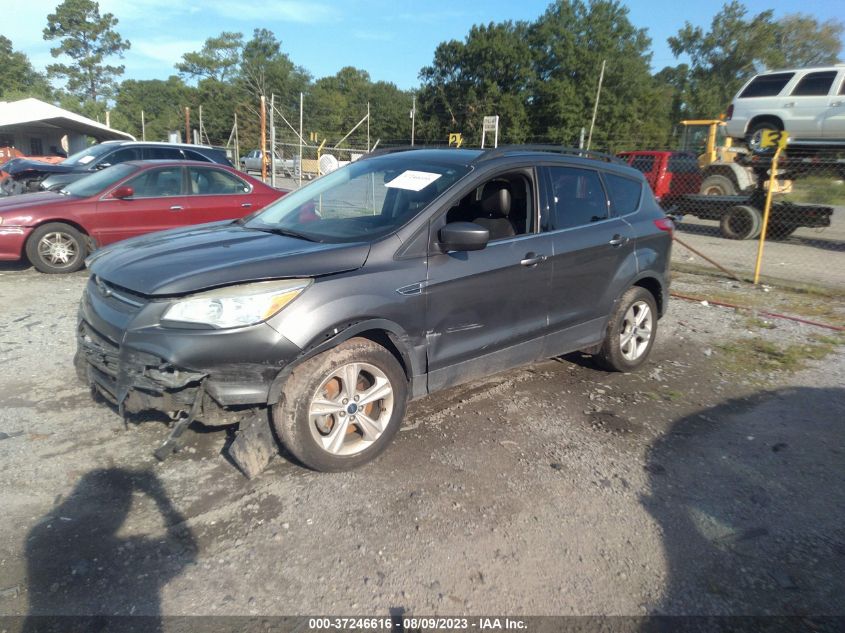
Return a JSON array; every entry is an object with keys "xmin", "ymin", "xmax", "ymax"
[{"xmin": 308, "ymin": 617, "xmax": 528, "ymax": 630}]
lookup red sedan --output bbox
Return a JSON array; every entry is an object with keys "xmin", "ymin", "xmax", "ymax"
[{"xmin": 0, "ymin": 160, "xmax": 286, "ymax": 273}]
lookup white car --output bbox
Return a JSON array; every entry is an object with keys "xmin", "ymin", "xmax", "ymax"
[{"xmin": 725, "ymin": 65, "xmax": 845, "ymax": 149}]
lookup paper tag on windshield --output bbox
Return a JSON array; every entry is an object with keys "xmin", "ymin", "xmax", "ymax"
[
  {"xmin": 78, "ymin": 155, "xmax": 95, "ymax": 164},
  {"xmin": 385, "ymin": 170, "xmax": 442, "ymax": 191}
]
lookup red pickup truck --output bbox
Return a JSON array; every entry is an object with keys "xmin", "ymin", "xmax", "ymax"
[{"xmin": 617, "ymin": 151, "xmax": 702, "ymax": 206}]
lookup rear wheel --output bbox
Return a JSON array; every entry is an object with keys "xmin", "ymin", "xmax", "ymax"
[
  {"xmin": 700, "ymin": 174, "xmax": 738, "ymax": 196},
  {"xmin": 720, "ymin": 205, "xmax": 762, "ymax": 240},
  {"xmin": 273, "ymin": 337, "xmax": 407, "ymax": 471},
  {"xmin": 746, "ymin": 120, "xmax": 782, "ymax": 152},
  {"xmin": 594, "ymin": 286, "xmax": 658, "ymax": 372},
  {"xmin": 25, "ymin": 222, "xmax": 87, "ymax": 273}
]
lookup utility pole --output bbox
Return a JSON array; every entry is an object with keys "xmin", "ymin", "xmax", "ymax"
[
  {"xmin": 141, "ymin": 110, "xmax": 146, "ymax": 141},
  {"xmin": 298, "ymin": 92, "xmax": 303, "ymax": 189},
  {"xmin": 586, "ymin": 59, "xmax": 606, "ymax": 151},
  {"xmin": 270, "ymin": 94, "xmax": 276, "ymax": 188},
  {"xmin": 410, "ymin": 95, "xmax": 416, "ymax": 146},
  {"xmin": 105, "ymin": 110, "xmax": 110, "ymax": 128},
  {"xmin": 260, "ymin": 95, "xmax": 267, "ymax": 182},
  {"xmin": 367, "ymin": 102, "xmax": 371, "ymax": 152},
  {"xmin": 184, "ymin": 107, "xmax": 190, "ymax": 144},
  {"xmin": 199, "ymin": 105, "xmax": 204, "ymax": 145}
]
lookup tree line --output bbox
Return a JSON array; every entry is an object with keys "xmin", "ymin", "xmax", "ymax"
[{"xmin": 0, "ymin": 0, "xmax": 841, "ymax": 154}]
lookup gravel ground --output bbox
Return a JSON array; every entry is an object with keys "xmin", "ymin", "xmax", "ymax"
[{"xmin": 0, "ymin": 265, "xmax": 843, "ymax": 618}]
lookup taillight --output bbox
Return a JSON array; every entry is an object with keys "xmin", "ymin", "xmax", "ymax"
[
  {"xmin": 726, "ymin": 104, "xmax": 734, "ymax": 120},
  {"xmin": 654, "ymin": 217, "xmax": 674, "ymax": 235}
]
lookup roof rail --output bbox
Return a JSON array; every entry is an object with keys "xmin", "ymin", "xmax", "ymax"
[
  {"xmin": 363, "ymin": 145, "xmax": 456, "ymax": 159},
  {"xmin": 473, "ymin": 145, "xmax": 624, "ymax": 164}
]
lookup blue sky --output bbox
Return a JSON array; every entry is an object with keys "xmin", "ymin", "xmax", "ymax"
[{"xmin": 6, "ymin": 0, "xmax": 845, "ymax": 92}]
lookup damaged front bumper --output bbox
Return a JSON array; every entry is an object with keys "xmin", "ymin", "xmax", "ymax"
[{"xmin": 76, "ymin": 277, "xmax": 302, "ymax": 421}]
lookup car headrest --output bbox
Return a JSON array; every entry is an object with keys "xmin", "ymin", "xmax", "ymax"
[{"xmin": 480, "ymin": 182, "xmax": 511, "ymax": 217}]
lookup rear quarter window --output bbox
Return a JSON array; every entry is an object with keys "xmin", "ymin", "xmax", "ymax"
[
  {"xmin": 667, "ymin": 154, "xmax": 701, "ymax": 174},
  {"xmin": 739, "ymin": 73, "xmax": 794, "ymax": 98},
  {"xmin": 604, "ymin": 173, "xmax": 642, "ymax": 215},
  {"xmin": 629, "ymin": 155, "xmax": 655, "ymax": 173}
]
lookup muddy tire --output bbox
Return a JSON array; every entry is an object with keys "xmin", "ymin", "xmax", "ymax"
[
  {"xmin": 272, "ymin": 337, "xmax": 408, "ymax": 471},
  {"xmin": 720, "ymin": 205, "xmax": 762, "ymax": 240},
  {"xmin": 25, "ymin": 222, "xmax": 87, "ymax": 273},
  {"xmin": 594, "ymin": 286, "xmax": 658, "ymax": 373},
  {"xmin": 700, "ymin": 174, "xmax": 738, "ymax": 196}
]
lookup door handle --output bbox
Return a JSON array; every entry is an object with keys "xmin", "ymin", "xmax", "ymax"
[
  {"xmin": 783, "ymin": 102, "xmax": 795, "ymax": 108},
  {"xmin": 241, "ymin": 202, "xmax": 252, "ymax": 208},
  {"xmin": 169, "ymin": 205, "xmax": 183, "ymax": 211},
  {"xmin": 831, "ymin": 101, "xmax": 843, "ymax": 107},
  {"xmin": 609, "ymin": 234, "xmax": 627, "ymax": 247},
  {"xmin": 520, "ymin": 252, "xmax": 547, "ymax": 267}
]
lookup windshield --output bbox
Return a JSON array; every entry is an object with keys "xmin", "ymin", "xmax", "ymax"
[
  {"xmin": 62, "ymin": 144, "xmax": 113, "ymax": 167},
  {"xmin": 245, "ymin": 154, "xmax": 471, "ymax": 243},
  {"xmin": 62, "ymin": 163, "xmax": 136, "ymax": 197}
]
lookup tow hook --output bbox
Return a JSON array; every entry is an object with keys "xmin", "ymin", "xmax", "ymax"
[{"xmin": 153, "ymin": 381, "xmax": 205, "ymax": 461}]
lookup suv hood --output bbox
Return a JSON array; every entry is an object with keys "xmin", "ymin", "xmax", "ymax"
[
  {"xmin": 5, "ymin": 159, "xmax": 71, "ymax": 176},
  {"xmin": 89, "ymin": 222, "xmax": 371, "ymax": 296}
]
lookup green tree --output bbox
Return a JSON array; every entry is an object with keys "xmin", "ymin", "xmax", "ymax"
[
  {"xmin": 665, "ymin": 3, "xmax": 842, "ymax": 120},
  {"xmin": 0, "ymin": 36, "xmax": 52, "ymax": 100},
  {"xmin": 772, "ymin": 14, "xmax": 843, "ymax": 67},
  {"xmin": 528, "ymin": 0, "xmax": 670, "ymax": 149},
  {"xmin": 418, "ymin": 21, "xmax": 534, "ymax": 145},
  {"xmin": 112, "ymin": 76, "xmax": 195, "ymax": 141},
  {"xmin": 176, "ymin": 32, "xmax": 243, "ymax": 82},
  {"xmin": 42, "ymin": 0, "xmax": 130, "ymax": 101}
]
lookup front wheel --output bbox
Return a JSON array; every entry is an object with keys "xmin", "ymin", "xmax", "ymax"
[
  {"xmin": 720, "ymin": 205, "xmax": 762, "ymax": 240},
  {"xmin": 25, "ymin": 222, "xmax": 87, "ymax": 273},
  {"xmin": 594, "ymin": 286, "xmax": 658, "ymax": 372},
  {"xmin": 273, "ymin": 338, "xmax": 408, "ymax": 471}
]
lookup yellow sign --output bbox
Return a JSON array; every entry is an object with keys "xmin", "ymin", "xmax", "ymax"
[
  {"xmin": 760, "ymin": 130, "xmax": 789, "ymax": 149},
  {"xmin": 448, "ymin": 133, "xmax": 463, "ymax": 148}
]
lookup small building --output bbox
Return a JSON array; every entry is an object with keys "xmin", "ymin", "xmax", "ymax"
[{"xmin": 0, "ymin": 97, "xmax": 134, "ymax": 157}]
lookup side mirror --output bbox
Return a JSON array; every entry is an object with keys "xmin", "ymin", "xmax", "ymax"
[
  {"xmin": 112, "ymin": 186, "xmax": 134, "ymax": 199},
  {"xmin": 94, "ymin": 162, "xmax": 112, "ymax": 170},
  {"xmin": 439, "ymin": 221, "xmax": 489, "ymax": 252}
]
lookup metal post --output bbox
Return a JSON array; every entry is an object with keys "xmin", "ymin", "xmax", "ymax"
[
  {"xmin": 411, "ymin": 95, "xmax": 416, "ymax": 146},
  {"xmin": 184, "ymin": 107, "xmax": 190, "ymax": 145},
  {"xmin": 586, "ymin": 59, "xmax": 606, "ymax": 151},
  {"xmin": 270, "ymin": 94, "xmax": 276, "ymax": 188},
  {"xmin": 753, "ymin": 145, "xmax": 784, "ymax": 284},
  {"xmin": 260, "ymin": 95, "xmax": 267, "ymax": 182},
  {"xmin": 199, "ymin": 105, "xmax": 203, "ymax": 144},
  {"xmin": 367, "ymin": 102, "xmax": 371, "ymax": 152},
  {"xmin": 579, "ymin": 127, "xmax": 585, "ymax": 150},
  {"xmin": 299, "ymin": 92, "xmax": 303, "ymax": 188},
  {"xmin": 105, "ymin": 110, "xmax": 110, "ymax": 128},
  {"xmin": 233, "ymin": 111, "xmax": 239, "ymax": 170},
  {"xmin": 141, "ymin": 110, "xmax": 146, "ymax": 141}
]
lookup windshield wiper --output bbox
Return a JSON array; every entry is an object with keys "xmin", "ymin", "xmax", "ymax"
[{"xmin": 252, "ymin": 227, "xmax": 319, "ymax": 242}]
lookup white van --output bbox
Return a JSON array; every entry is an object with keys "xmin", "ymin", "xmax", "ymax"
[{"xmin": 725, "ymin": 65, "xmax": 845, "ymax": 148}]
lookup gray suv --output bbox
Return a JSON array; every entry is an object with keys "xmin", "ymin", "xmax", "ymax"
[{"xmin": 76, "ymin": 147, "xmax": 673, "ymax": 472}]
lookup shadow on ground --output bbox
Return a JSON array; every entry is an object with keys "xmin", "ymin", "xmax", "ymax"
[
  {"xmin": 22, "ymin": 468, "xmax": 197, "ymax": 632},
  {"xmin": 643, "ymin": 386, "xmax": 845, "ymax": 615}
]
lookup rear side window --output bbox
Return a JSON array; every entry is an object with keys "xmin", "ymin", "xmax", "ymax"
[
  {"xmin": 100, "ymin": 147, "xmax": 140, "ymax": 166},
  {"xmin": 739, "ymin": 73, "xmax": 794, "ymax": 98},
  {"xmin": 183, "ymin": 150, "xmax": 212, "ymax": 163},
  {"xmin": 144, "ymin": 147, "xmax": 183, "ymax": 160},
  {"xmin": 545, "ymin": 166, "xmax": 609, "ymax": 230},
  {"xmin": 604, "ymin": 173, "xmax": 642, "ymax": 215},
  {"xmin": 188, "ymin": 167, "xmax": 250, "ymax": 194},
  {"xmin": 667, "ymin": 154, "xmax": 700, "ymax": 174},
  {"xmin": 629, "ymin": 155, "xmax": 655, "ymax": 173},
  {"xmin": 791, "ymin": 71, "xmax": 837, "ymax": 96}
]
